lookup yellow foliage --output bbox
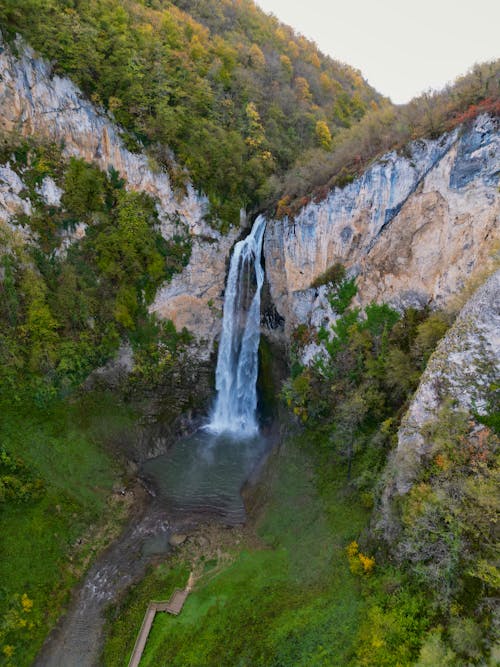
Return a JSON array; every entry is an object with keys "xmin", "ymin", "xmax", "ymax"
[
  {"xmin": 346, "ymin": 541, "xmax": 375, "ymax": 575},
  {"xmin": 280, "ymin": 54, "xmax": 292, "ymax": 78},
  {"xmin": 307, "ymin": 52, "xmax": 321, "ymax": 68},
  {"xmin": 276, "ymin": 195, "xmax": 291, "ymax": 219},
  {"xmin": 319, "ymin": 72, "xmax": 333, "ymax": 92},
  {"xmin": 274, "ymin": 28, "xmax": 286, "ymax": 42},
  {"xmin": 21, "ymin": 594, "xmax": 33, "ymax": 613},
  {"xmin": 294, "ymin": 76, "xmax": 312, "ymax": 102},
  {"xmin": 346, "ymin": 541, "xmax": 359, "ymax": 558},
  {"xmin": 108, "ymin": 96, "xmax": 122, "ymax": 112},
  {"xmin": 189, "ymin": 35, "xmax": 205, "ymax": 60},
  {"xmin": 248, "ymin": 43, "xmax": 265, "ymax": 68},
  {"xmin": 359, "ymin": 552, "xmax": 375, "ymax": 573},
  {"xmin": 434, "ymin": 453, "xmax": 450, "ymax": 470},
  {"xmin": 287, "ymin": 40, "xmax": 299, "ymax": 59},
  {"xmin": 3, "ymin": 645, "xmax": 14, "ymax": 658},
  {"xmin": 315, "ymin": 120, "xmax": 332, "ymax": 150}
]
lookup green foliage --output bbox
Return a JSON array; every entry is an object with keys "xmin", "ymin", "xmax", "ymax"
[
  {"xmin": 310, "ymin": 261, "xmax": 346, "ymax": 289},
  {"xmin": 62, "ymin": 157, "xmax": 106, "ymax": 218},
  {"xmin": 0, "ymin": 449, "xmax": 44, "ymax": 505},
  {"xmin": 355, "ymin": 577, "xmax": 431, "ymax": 666},
  {"xmin": 280, "ymin": 299, "xmax": 500, "ymax": 663},
  {"xmin": 416, "ymin": 630, "xmax": 457, "ymax": 667},
  {"xmin": 398, "ymin": 404, "xmax": 499, "ymax": 629},
  {"xmin": 0, "ymin": 143, "xmax": 191, "ymax": 404},
  {"xmin": 128, "ymin": 318, "xmax": 193, "ymax": 390},
  {"xmin": 283, "ymin": 302, "xmax": 450, "ymax": 491},
  {"xmin": 0, "ymin": 0, "xmax": 380, "ymax": 228},
  {"xmin": 0, "ymin": 394, "xmax": 133, "ymax": 665},
  {"xmin": 327, "ymin": 276, "xmax": 358, "ymax": 315}
]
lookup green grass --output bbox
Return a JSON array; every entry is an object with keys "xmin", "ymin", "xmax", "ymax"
[
  {"xmin": 0, "ymin": 392, "xmax": 135, "ymax": 665},
  {"xmin": 102, "ymin": 435, "xmax": 370, "ymax": 666}
]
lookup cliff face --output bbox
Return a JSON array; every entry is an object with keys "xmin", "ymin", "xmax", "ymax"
[
  {"xmin": 263, "ymin": 114, "xmax": 499, "ymax": 337},
  {"xmin": 0, "ymin": 35, "xmax": 238, "ymax": 356},
  {"xmin": 2, "ymin": 35, "xmax": 498, "ymax": 365},
  {"xmin": 379, "ymin": 269, "xmax": 500, "ymax": 537}
]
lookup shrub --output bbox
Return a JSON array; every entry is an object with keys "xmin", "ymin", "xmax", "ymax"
[{"xmin": 310, "ymin": 262, "xmax": 345, "ymax": 288}]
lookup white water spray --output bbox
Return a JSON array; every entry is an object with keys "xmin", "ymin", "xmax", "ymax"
[{"xmin": 207, "ymin": 215, "xmax": 266, "ymax": 437}]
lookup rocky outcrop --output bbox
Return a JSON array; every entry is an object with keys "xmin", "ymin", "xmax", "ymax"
[
  {"xmin": 264, "ymin": 114, "xmax": 499, "ymax": 337},
  {"xmin": 379, "ymin": 269, "xmax": 500, "ymax": 534},
  {"xmin": 0, "ymin": 163, "xmax": 32, "ymax": 223},
  {"xmin": 0, "ymin": 34, "xmax": 240, "ymax": 355}
]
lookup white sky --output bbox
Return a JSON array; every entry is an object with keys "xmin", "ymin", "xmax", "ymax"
[{"xmin": 255, "ymin": 0, "xmax": 500, "ymax": 104}]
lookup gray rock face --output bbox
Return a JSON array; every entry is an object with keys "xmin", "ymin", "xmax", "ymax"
[
  {"xmin": 394, "ymin": 270, "xmax": 500, "ymax": 489},
  {"xmin": 263, "ymin": 115, "xmax": 499, "ymax": 339},
  {"xmin": 0, "ymin": 163, "xmax": 32, "ymax": 223},
  {"xmin": 378, "ymin": 269, "xmax": 500, "ymax": 537},
  {"xmin": 0, "ymin": 34, "xmax": 240, "ymax": 356}
]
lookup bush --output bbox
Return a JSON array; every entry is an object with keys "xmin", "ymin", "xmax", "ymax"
[{"xmin": 310, "ymin": 261, "xmax": 346, "ymax": 288}]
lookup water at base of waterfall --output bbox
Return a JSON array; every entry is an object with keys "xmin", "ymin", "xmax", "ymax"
[
  {"xmin": 142, "ymin": 430, "xmax": 270, "ymax": 524},
  {"xmin": 205, "ymin": 215, "xmax": 266, "ymax": 437}
]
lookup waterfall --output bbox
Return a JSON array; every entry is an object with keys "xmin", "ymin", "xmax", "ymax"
[{"xmin": 207, "ymin": 215, "xmax": 267, "ymax": 437}]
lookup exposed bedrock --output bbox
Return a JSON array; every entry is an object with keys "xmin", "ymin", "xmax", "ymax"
[
  {"xmin": 0, "ymin": 34, "xmax": 240, "ymax": 357},
  {"xmin": 263, "ymin": 114, "xmax": 499, "ymax": 336}
]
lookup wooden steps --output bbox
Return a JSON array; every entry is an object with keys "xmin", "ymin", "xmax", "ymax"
[{"xmin": 127, "ymin": 586, "xmax": 190, "ymax": 667}]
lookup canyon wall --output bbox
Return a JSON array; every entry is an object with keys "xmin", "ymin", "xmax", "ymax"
[
  {"xmin": 263, "ymin": 114, "xmax": 499, "ymax": 338},
  {"xmin": 1, "ymin": 35, "xmax": 498, "ymax": 366},
  {"xmin": 0, "ymin": 34, "xmax": 238, "ymax": 356}
]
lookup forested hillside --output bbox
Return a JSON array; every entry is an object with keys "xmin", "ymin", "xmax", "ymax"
[
  {"xmin": 0, "ymin": 0, "xmax": 381, "ymax": 228},
  {"xmin": 273, "ymin": 61, "xmax": 500, "ymax": 217}
]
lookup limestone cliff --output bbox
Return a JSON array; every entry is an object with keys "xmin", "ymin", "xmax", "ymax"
[
  {"xmin": 263, "ymin": 114, "xmax": 499, "ymax": 339},
  {"xmin": 379, "ymin": 268, "xmax": 500, "ymax": 537},
  {"xmin": 0, "ymin": 34, "xmax": 239, "ymax": 356}
]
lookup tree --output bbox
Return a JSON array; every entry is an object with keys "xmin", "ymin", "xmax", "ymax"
[
  {"xmin": 294, "ymin": 76, "xmax": 312, "ymax": 102},
  {"xmin": 315, "ymin": 120, "xmax": 332, "ymax": 150}
]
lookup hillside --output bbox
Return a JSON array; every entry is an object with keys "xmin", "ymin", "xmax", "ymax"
[{"xmin": 0, "ymin": 0, "xmax": 381, "ymax": 229}]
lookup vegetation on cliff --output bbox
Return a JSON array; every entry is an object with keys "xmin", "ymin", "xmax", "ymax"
[
  {"xmin": 0, "ymin": 136, "xmax": 191, "ymax": 405},
  {"xmin": 282, "ymin": 280, "xmax": 500, "ymax": 664},
  {"xmin": 0, "ymin": 0, "xmax": 380, "ymax": 229}
]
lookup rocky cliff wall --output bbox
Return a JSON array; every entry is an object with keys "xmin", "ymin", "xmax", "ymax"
[
  {"xmin": 0, "ymin": 35, "xmax": 239, "ymax": 356},
  {"xmin": 378, "ymin": 268, "xmax": 500, "ymax": 537},
  {"xmin": 263, "ymin": 114, "xmax": 499, "ymax": 338}
]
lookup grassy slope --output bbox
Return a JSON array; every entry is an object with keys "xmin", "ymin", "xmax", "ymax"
[
  {"xmin": 0, "ymin": 393, "xmax": 136, "ymax": 665},
  {"xmin": 102, "ymin": 435, "xmax": 369, "ymax": 666}
]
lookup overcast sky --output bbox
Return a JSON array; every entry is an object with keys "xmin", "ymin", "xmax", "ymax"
[{"xmin": 255, "ymin": 0, "xmax": 500, "ymax": 104}]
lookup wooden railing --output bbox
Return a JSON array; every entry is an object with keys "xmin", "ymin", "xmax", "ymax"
[{"xmin": 127, "ymin": 588, "xmax": 190, "ymax": 667}]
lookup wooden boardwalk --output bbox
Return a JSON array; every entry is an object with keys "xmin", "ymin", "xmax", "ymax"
[{"xmin": 128, "ymin": 587, "xmax": 190, "ymax": 667}]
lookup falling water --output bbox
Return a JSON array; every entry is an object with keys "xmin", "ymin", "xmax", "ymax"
[{"xmin": 207, "ymin": 215, "xmax": 266, "ymax": 436}]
